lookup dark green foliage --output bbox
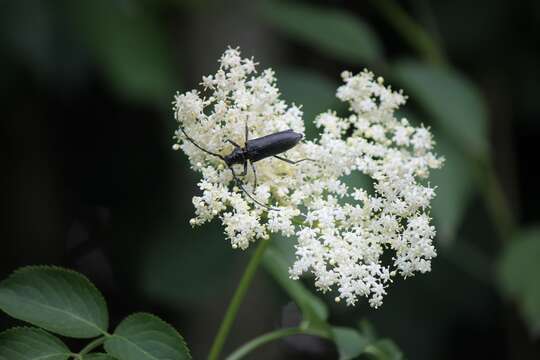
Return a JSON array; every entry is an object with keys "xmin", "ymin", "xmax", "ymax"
[{"xmin": 0, "ymin": 267, "xmax": 191, "ymax": 360}]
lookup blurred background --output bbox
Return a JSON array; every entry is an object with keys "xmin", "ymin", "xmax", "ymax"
[{"xmin": 1, "ymin": 0, "xmax": 539, "ymax": 358}]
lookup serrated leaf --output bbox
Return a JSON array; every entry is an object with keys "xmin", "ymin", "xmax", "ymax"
[
  {"xmin": 82, "ymin": 354, "xmax": 117, "ymax": 360},
  {"xmin": 67, "ymin": 0, "xmax": 179, "ymax": 106},
  {"xmin": 0, "ymin": 266, "xmax": 108, "ymax": 338},
  {"xmin": 263, "ymin": 246, "xmax": 330, "ymax": 336},
  {"xmin": 104, "ymin": 313, "xmax": 191, "ymax": 360},
  {"xmin": 392, "ymin": 60, "xmax": 488, "ymax": 159},
  {"xmin": 0, "ymin": 327, "xmax": 71, "ymax": 360},
  {"xmin": 364, "ymin": 339, "xmax": 404, "ymax": 360},
  {"xmin": 498, "ymin": 227, "xmax": 540, "ymax": 335},
  {"xmin": 260, "ymin": 0, "xmax": 383, "ymax": 64},
  {"xmin": 331, "ymin": 327, "xmax": 370, "ymax": 360}
]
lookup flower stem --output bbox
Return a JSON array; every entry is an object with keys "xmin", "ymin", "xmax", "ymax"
[
  {"xmin": 225, "ymin": 327, "xmax": 315, "ymax": 360},
  {"xmin": 73, "ymin": 335, "xmax": 108, "ymax": 358},
  {"xmin": 207, "ymin": 239, "xmax": 271, "ymax": 360}
]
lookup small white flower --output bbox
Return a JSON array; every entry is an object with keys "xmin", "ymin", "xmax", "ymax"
[{"xmin": 172, "ymin": 48, "xmax": 443, "ymax": 307}]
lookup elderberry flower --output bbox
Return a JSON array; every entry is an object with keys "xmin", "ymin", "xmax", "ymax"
[{"xmin": 172, "ymin": 47, "xmax": 443, "ymax": 308}]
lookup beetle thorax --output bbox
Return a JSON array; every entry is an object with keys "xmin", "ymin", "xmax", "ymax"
[{"xmin": 224, "ymin": 147, "xmax": 246, "ymax": 166}]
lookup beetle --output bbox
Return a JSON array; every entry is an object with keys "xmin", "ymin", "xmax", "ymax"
[{"xmin": 178, "ymin": 122, "xmax": 311, "ymax": 210}]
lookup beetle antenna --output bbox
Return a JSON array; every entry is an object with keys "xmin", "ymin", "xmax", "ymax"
[
  {"xmin": 273, "ymin": 155, "xmax": 316, "ymax": 164},
  {"xmin": 229, "ymin": 166, "xmax": 279, "ymax": 211},
  {"xmin": 178, "ymin": 126, "xmax": 225, "ymax": 161}
]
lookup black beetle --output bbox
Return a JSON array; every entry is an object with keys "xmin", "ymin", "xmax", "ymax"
[{"xmin": 178, "ymin": 123, "xmax": 311, "ymax": 210}]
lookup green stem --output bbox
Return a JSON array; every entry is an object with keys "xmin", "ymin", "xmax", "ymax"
[
  {"xmin": 225, "ymin": 327, "xmax": 322, "ymax": 360},
  {"xmin": 207, "ymin": 238, "xmax": 271, "ymax": 360},
  {"xmin": 73, "ymin": 335, "xmax": 108, "ymax": 358},
  {"xmin": 368, "ymin": 0, "xmax": 447, "ymax": 66}
]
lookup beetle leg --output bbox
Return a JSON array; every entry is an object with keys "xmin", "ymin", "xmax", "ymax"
[
  {"xmin": 245, "ymin": 120, "xmax": 249, "ymax": 147},
  {"xmin": 226, "ymin": 139, "xmax": 241, "ymax": 148},
  {"xmin": 229, "ymin": 165, "xmax": 278, "ymax": 211},
  {"xmin": 250, "ymin": 161, "xmax": 258, "ymax": 189},
  {"xmin": 241, "ymin": 161, "xmax": 248, "ymax": 177},
  {"xmin": 273, "ymin": 155, "xmax": 315, "ymax": 164}
]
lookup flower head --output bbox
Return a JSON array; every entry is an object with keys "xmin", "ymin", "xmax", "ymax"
[{"xmin": 173, "ymin": 47, "xmax": 443, "ymax": 307}]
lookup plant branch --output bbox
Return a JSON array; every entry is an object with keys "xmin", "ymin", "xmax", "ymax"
[
  {"xmin": 225, "ymin": 327, "xmax": 323, "ymax": 360},
  {"xmin": 207, "ymin": 238, "xmax": 271, "ymax": 360},
  {"xmin": 73, "ymin": 335, "xmax": 108, "ymax": 358}
]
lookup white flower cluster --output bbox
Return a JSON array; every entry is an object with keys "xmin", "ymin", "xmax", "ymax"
[{"xmin": 172, "ymin": 48, "xmax": 443, "ymax": 308}]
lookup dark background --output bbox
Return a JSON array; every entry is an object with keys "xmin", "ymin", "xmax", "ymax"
[{"xmin": 1, "ymin": 0, "xmax": 539, "ymax": 359}]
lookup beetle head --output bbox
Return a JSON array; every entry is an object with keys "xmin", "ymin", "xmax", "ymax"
[{"xmin": 224, "ymin": 146, "xmax": 245, "ymax": 166}]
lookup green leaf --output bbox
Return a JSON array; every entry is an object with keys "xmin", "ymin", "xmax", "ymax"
[
  {"xmin": 0, "ymin": 266, "xmax": 108, "ymax": 338},
  {"xmin": 104, "ymin": 313, "xmax": 191, "ymax": 360},
  {"xmin": 277, "ymin": 67, "xmax": 341, "ymax": 139},
  {"xmin": 364, "ymin": 339, "xmax": 404, "ymax": 360},
  {"xmin": 368, "ymin": 340, "xmax": 404, "ymax": 360},
  {"xmin": 0, "ymin": 327, "xmax": 71, "ymax": 360},
  {"xmin": 68, "ymin": 0, "xmax": 179, "ymax": 106},
  {"xmin": 498, "ymin": 227, "xmax": 540, "ymax": 335},
  {"xmin": 260, "ymin": 0, "xmax": 383, "ymax": 64},
  {"xmin": 331, "ymin": 323, "xmax": 403, "ymax": 360},
  {"xmin": 331, "ymin": 327, "xmax": 370, "ymax": 360},
  {"xmin": 342, "ymin": 171, "xmax": 373, "ymax": 195},
  {"xmin": 392, "ymin": 60, "xmax": 488, "ymax": 159},
  {"xmin": 82, "ymin": 354, "xmax": 117, "ymax": 360},
  {"xmin": 263, "ymin": 245, "xmax": 331, "ymax": 336},
  {"xmin": 357, "ymin": 319, "xmax": 377, "ymax": 342},
  {"xmin": 430, "ymin": 134, "xmax": 473, "ymax": 242}
]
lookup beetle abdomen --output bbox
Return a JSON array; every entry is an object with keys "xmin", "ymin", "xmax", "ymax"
[{"xmin": 246, "ymin": 129, "xmax": 303, "ymax": 162}]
